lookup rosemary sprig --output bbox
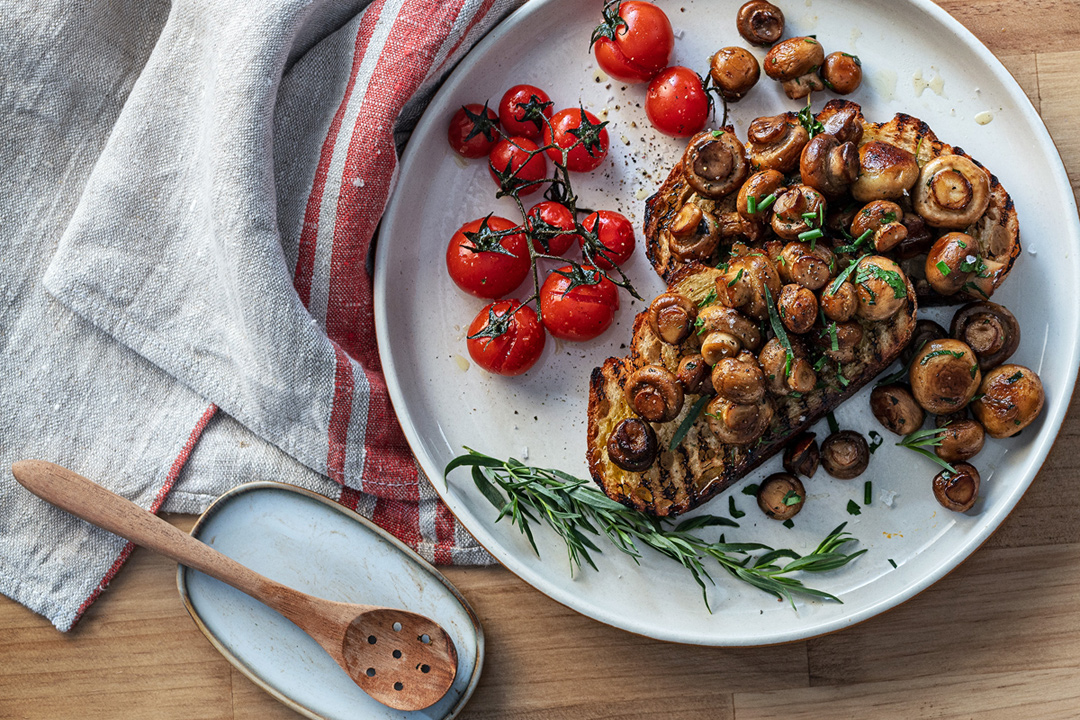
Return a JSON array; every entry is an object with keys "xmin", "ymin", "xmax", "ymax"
[
  {"xmin": 896, "ymin": 428, "xmax": 957, "ymax": 474},
  {"xmin": 445, "ymin": 449, "xmax": 866, "ymax": 609}
]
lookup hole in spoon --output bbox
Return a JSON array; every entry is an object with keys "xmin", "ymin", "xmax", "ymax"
[
  {"xmin": 393, "ymin": 649, "xmax": 402, "ymax": 659},
  {"xmin": 420, "ymin": 664, "xmax": 430, "ymax": 674},
  {"xmin": 394, "ymin": 681, "xmax": 404, "ymax": 691},
  {"xmin": 392, "ymin": 622, "xmax": 402, "ymax": 632},
  {"xmin": 367, "ymin": 635, "xmax": 377, "ymax": 645},
  {"xmin": 366, "ymin": 668, "xmax": 376, "ymax": 677}
]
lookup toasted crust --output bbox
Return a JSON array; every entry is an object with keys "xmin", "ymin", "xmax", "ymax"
[{"xmin": 586, "ymin": 264, "xmax": 918, "ymax": 516}]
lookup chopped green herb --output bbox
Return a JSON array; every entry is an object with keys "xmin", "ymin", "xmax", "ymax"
[
  {"xmin": 669, "ymin": 394, "xmax": 712, "ymax": 451},
  {"xmin": 868, "ymin": 431, "xmax": 883, "ymax": 454},
  {"xmin": 883, "ymin": 211, "xmax": 897, "ymax": 224},
  {"xmin": 888, "ymin": 558, "xmax": 897, "ymax": 569},
  {"xmin": 970, "ymin": 364, "xmax": 979, "ymax": 379},
  {"xmin": 827, "ymin": 253, "xmax": 870, "ymax": 295},
  {"xmin": 711, "ymin": 129, "xmax": 726, "ymax": 137},
  {"xmin": 837, "ymin": 373, "xmax": 850, "ymax": 387},
  {"xmin": 747, "ymin": 194, "xmax": 758, "ymax": 215},
  {"xmin": 799, "ymin": 228, "xmax": 824, "ymax": 243},
  {"xmin": 826, "ymin": 411, "xmax": 840, "ymax": 435},
  {"xmin": 763, "ymin": 284, "xmax": 795, "ymax": 376},
  {"xmin": 783, "ymin": 519, "xmax": 795, "ymax": 529},
  {"xmin": 936, "ymin": 260, "xmax": 951, "ymax": 276},
  {"xmin": 698, "ymin": 288, "xmax": 718, "ymax": 307},
  {"xmin": 846, "ymin": 499, "xmax": 862, "ymax": 516},
  {"xmin": 919, "ymin": 349, "xmax": 966, "ymax": 365},
  {"xmin": 964, "ymin": 281, "xmax": 990, "ymax": 299},
  {"xmin": 834, "ymin": 229, "xmax": 873, "ymax": 254},
  {"xmin": 1007, "ymin": 371, "xmax": 1024, "ymax": 384},
  {"xmin": 896, "ymin": 427, "xmax": 957, "ymax": 474},
  {"xmin": 855, "ymin": 263, "xmax": 907, "ymax": 299},
  {"xmin": 742, "ymin": 483, "xmax": 760, "ymax": 496},
  {"xmin": 783, "ymin": 490, "xmax": 803, "ymax": 506},
  {"xmin": 729, "ymin": 496, "xmax": 746, "ymax": 518},
  {"xmin": 758, "ymin": 193, "xmax": 777, "ymax": 213},
  {"xmin": 864, "ymin": 480, "xmax": 873, "ymax": 505},
  {"xmin": 727, "ymin": 268, "xmax": 745, "ymax": 287}
]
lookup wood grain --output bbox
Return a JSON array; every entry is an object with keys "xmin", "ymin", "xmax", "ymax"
[{"xmin": 3, "ymin": 1, "xmax": 1080, "ymax": 719}]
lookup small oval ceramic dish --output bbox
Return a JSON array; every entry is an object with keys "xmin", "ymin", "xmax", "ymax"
[{"xmin": 177, "ymin": 482, "xmax": 483, "ymax": 720}]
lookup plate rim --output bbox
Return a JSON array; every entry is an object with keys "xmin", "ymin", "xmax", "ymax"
[{"xmin": 374, "ymin": 0, "xmax": 1080, "ymax": 645}]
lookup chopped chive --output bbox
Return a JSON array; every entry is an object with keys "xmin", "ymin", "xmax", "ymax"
[
  {"xmin": 758, "ymin": 193, "xmax": 777, "ymax": 212},
  {"xmin": 798, "ymin": 228, "xmax": 824, "ymax": 242},
  {"xmin": 827, "ymin": 253, "xmax": 869, "ymax": 295},
  {"xmin": 936, "ymin": 260, "xmax": 951, "ymax": 276},
  {"xmin": 888, "ymin": 558, "xmax": 897, "ymax": 568},
  {"xmin": 826, "ymin": 411, "xmax": 840, "ymax": 435},
  {"xmin": 864, "ymin": 481, "xmax": 872, "ymax": 505},
  {"xmin": 727, "ymin": 268, "xmax": 745, "ymax": 287},
  {"xmin": 747, "ymin": 194, "xmax": 758, "ymax": 215}
]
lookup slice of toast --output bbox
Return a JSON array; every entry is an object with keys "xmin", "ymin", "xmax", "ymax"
[
  {"xmin": 643, "ymin": 101, "xmax": 1020, "ymax": 305},
  {"xmin": 586, "ymin": 263, "xmax": 918, "ymax": 516}
]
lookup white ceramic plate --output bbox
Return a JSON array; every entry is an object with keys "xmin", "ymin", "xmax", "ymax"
[
  {"xmin": 177, "ymin": 483, "xmax": 483, "ymax": 719},
  {"xmin": 375, "ymin": 0, "xmax": 1080, "ymax": 645}
]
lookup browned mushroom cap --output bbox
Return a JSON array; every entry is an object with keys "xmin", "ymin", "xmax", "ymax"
[
  {"xmin": 778, "ymin": 283, "xmax": 818, "ymax": 334},
  {"xmin": 870, "ymin": 384, "xmax": 925, "ymax": 436},
  {"xmin": 697, "ymin": 304, "xmax": 764, "ymax": 351},
  {"xmin": 737, "ymin": 0, "xmax": 784, "ymax": 46},
  {"xmin": 737, "ymin": 169, "xmax": 786, "ymax": 220},
  {"xmin": 821, "ymin": 430, "xmax": 870, "ymax": 479},
  {"xmin": 711, "ymin": 350, "xmax": 766, "ymax": 404},
  {"xmin": 950, "ymin": 301, "xmax": 1020, "ymax": 370},
  {"xmin": 800, "ymin": 134, "xmax": 859, "ymax": 197},
  {"xmin": 746, "ymin": 114, "xmax": 810, "ymax": 173},
  {"xmin": 710, "ymin": 47, "xmax": 761, "ymax": 101},
  {"xmin": 935, "ymin": 418, "xmax": 985, "ymax": 463},
  {"xmin": 765, "ymin": 37, "xmax": 826, "ymax": 99},
  {"xmin": 913, "ymin": 154, "xmax": 991, "ymax": 229},
  {"xmin": 607, "ymin": 418, "xmax": 658, "ymax": 472},
  {"xmin": 821, "ymin": 104, "xmax": 864, "ymax": 146},
  {"xmin": 971, "ymin": 364, "xmax": 1045, "ymax": 438},
  {"xmin": 705, "ymin": 395, "xmax": 774, "ymax": 445},
  {"xmin": 901, "ymin": 319, "xmax": 948, "ymax": 365},
  {"xmin": 783, "ymin": 432, "xmax": 820, "ymax": 478},
  {"xmin": 624, "ymin": 364, "xmax": 685, "ymax": 423},
  {"xmin": 683, "ymin": 130, "xmax": 750, "ymax": 199},
  {"xmin": 909, "ymin": 338, "xmax": 981, "ymax": 415},
  {"xmin": 933, "ymin": 462, "xmax": 980, "ymax": 512},
  {"xmin": 771, "ymin": 185, "xmax": 827, "ymax": 240},
  {"xmin": 853, "ymin": 256, "xmax": 909, "ymax": 322},
  {"xmin": 850, "ymin": 201, "xmax": 908, "ymax": 253},
  {"xmin": 934, "ymin": 409, "xmax": 970, "ymax": 428},
  {"xmin": 648, "ymin": 292, "xmax": 698, "ymax": 345},
  {"xmin": 757, "ymin": 472, "xmax": 806, "ymax": 520},
  {"xmin": 820, "ymin": 52, "xmax": 862, "ymax": 94},
  {"xmin": 716, "ymin": 254, "xmax": 783, "ymax": 321},
  {"xmin": 851, "ymin": 141, "xmax": 920, "ymax": 202},
  {"xmin": 676, "ymin": 354, "xmax": 714, "ymax": 395},
  {"xmin": 894, "ymin": 213, "xmax": 936, "ymax": 261},
  {"xmin": 779, "ymin": 241, "xmax": 835, "ymax": 291},
  {"xmin": 924, "ymin": 232, "xmax": 979, "ymax": 296},
  {"xmin": 820, "ymin": 280, "xmax": 857, "ymax": 322},
  {"xmin": 666, "ymin": 203, "xmax": 722, "ymax": 262},
  {"xmin": 759, "ymin": 337, "xmax": 817, "ymax": 395}
]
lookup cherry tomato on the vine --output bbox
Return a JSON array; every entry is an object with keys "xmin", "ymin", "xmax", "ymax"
[
  {"xmin": 466, "ymin": 300, "xmax": 546, "ymax": 376},
  {"xmin": 498, "ymin": 84, "xmax": 553, "ymax": 140},
  {"xmin": 581, "ymin": 210, "xmax": 635, "ymax": 269},
  {"xmin": 446, "ymin": 216, "xmax": 530, "ymax": 299},
  {"xmin": 488, "ymin": 136, "xmax": 548, "ymax": 196},
  {"xmin": 590, "ymin": 1, "xmax": 674, "ymax": 83},
  {"xmin": 542, "ymin": 107, "xmax": 610, "ymax": 173},
  {"xmin": 539, "ymin": 265, "xmax": 620, "ymax": 341},
  {"xmin": 526, "ymin": 201, "xmax": 580, "ymax": 256},
  {"xmin": 645, "ymin": 66, "xmax": 711, "ymax": 137},
  {"xmin": 447, "ymin": 103, "xmax": 500, "ymax": 158}
]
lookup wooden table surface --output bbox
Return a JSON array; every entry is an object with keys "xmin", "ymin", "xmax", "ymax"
[{"xmin": 4, "ymin": 2, "xmax": 1080, "ymax": 718}]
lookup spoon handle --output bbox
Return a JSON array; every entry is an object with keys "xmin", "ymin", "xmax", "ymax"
[{"xmin": 11, "ymin": 460, "xmax": 297, "ymax": 612}]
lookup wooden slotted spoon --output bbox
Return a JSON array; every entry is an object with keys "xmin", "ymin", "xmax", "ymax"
[{"xmin": 12, "ymin": 460, "xmax": 458, "ymax": 712}]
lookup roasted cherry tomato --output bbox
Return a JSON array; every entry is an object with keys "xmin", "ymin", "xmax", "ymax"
[
  {"xmin": 581, "ymin": 210, "xmax": 635, "ymax": 269},
  {"xmin": 488, "ymin": 136, "xmax": 547, "ymax": 196},
  {"xmin": 467, "ymin": 300, "xmax": 546, "ymax": 376},
  {"xmin": 542, "ymin": 107, "xmax": 610, "ymax": 173},
  {"xmin": 447, "ymin": 103, "xmax": 500, "ymax": 158},
  {"xmin": 645, "ymin": 66, "xmax": 711, "ymax": 137},
  {"xmin": 446, "ymin": 216, "xmax": 530, "ymax": 299},
  {"xmin": 498, "ymin": 84, "xmax": 553, "ymax": 140},
  {"xmin": 539, "ymin": 265, "xmax": 620, "ymax": 341},
  {"xmin": 526, "ymin": 201, "xmax": 580, "ymax": 256},
  {"xmin": 591, "ymin": 1, "xmax": 674, "ymax": 83}
]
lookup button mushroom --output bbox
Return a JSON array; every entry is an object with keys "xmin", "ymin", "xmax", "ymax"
[
  {"xmin": 757, "ymin": 472, "xmax": 806, "ymax": 521},
  {"xmin": 736, "ymin": 0, "xmax": 784, "ymax": 46},
  {"xmin": 711, "ymin": 350, "xmax": 766, "ymax": 404},
  {"xmin": 607, "ymin": 418, "xmax": 659, "ymax": 472},
  {"xmin": 764, "ymin": 37, "xmax": 826, "ymax": 99},
  {"xmin": 815, "ymin": 320, "xmax": 863, "ymax": 364},
  {"xmin": 821, "ymin": 430, "xmax": 870, "ymax": 479},
  {"xmin": 913, "ymin": 154, "xmax": 991, "ymax": 229},
  {"xmin": 901, "ymin": 319, "xmax": 948, "ymax": 366},
  {"xmin": 950, "ymin": 301, "xmax": 1020, "ymax": 370},
  {"xmin": 932, "ymin": 462, "xmax": 980, "ymax": 512},
  {"xmin": 821, "ymin": 104, "xmax": 864, "ymax": 145},
  {"xmin": 716, "ymin": 254, "xmax": 783, "ymax": 321},
  {"xmin": 778, "ymin": 283, "xmax": 818, "ymax": 334},
  {"xmin": 894, "ymin": 213, "xmax": 936, "ymax": 260},
  {"xmin": 924, "ymin": 232, "xmax": 980, "ymax": 296},
  {"xmin": 779, "ymin": 241, "xmax": 835, "ymax": 291},
  {"xmin": 648, "ymin": 292, "xmax": 698, "ymax": 345},
  {"xmin": 676, "ymin": 354, "xmax": 714, "ymax": 394},
  {"xmin": 746, "ymin": 114, "xmax": 809, "ymax": 173},
  {"xmin": 697, "ymin": 305, "xmax": 764, "ymax": 364},
  {"xmin": 624, "ymin": 364, "xmax": 685, "ymax": 423},
  {"xmin": 710, "ymin": 47, "xmax": 760, "ymax": 102},
  {"xmin": 870, "ymin": 384, "xmax": 925, "ymax": 436},
  {"xmin": 820, "ymin": 52, "xmax": 862, "ymax": 95},
  {"xmin": 666, "ymin": 202, "xmax": 722, "ymax": 262},
  {"xmin": 783, "ymin": 432, "xmax": 820, "ymax": 478},
  {"xmin": 737, "ymin": 169, "xmax": 786, "ymax": 220},
  {"xmin": 820, "ymin": 280, "xmax": 858, "ymax": 322},
  {"xmin": 851, "ymin": 141, "xmax": 920, "ymax": 202},
  {"xmin": 935, "ymin": 418, "xmax": 985, "ymax": 463},
  {"xmin": 705, "ymin": 395, "xmax": 774, "ymax": 445},
  {"xmin": 759, "ymin": 336, "xmax": 817, "ymax": 395},
  {"xmin": 971, "ymin": 364, "xmax": 1045, "ymax": 438},
  {"xmin": 771, "ymin": 185, "xmax": 827, "ymax": 240},
  {"xmin": 853, "ymin": 256, "xmax": 909, "ymax": 322},
  {"xmin": 909, "ymin": 338, "xmax": 982, "ymax": 415},
  {"xmin": 800, "ymin": 133, "xmax": 859, "ymax": 197},
  {"xmin": 850, "ymin": 201, "xmax": 908, "ymax": 253},
  {"xmin": 683, "ymin": 130, "xmax": 750, "ymax": 199}
]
